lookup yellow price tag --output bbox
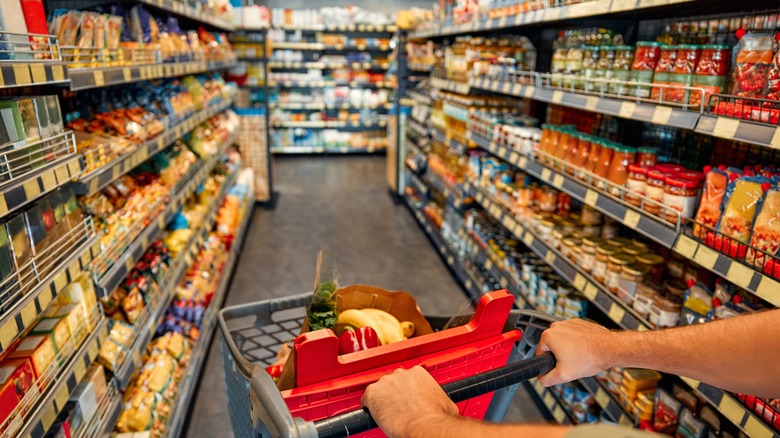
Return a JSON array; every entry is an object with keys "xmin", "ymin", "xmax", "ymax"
[
  {"xmin": 552, "ymin": 174, "xmax": 564, "ymax": 189},
  {"xmin": 608, "ymin": 303, "xmax": 626, "ymax": 323},
  {"xmin": 712, "ymin": 117, "xmax": 740, "ymax": 139},
  {"xmin": 595, "ymin": 388, "xmax": 610, "ymax": 408},
  {"xmin": 619, "ymin": 415, "xmax": 633, "ymax": 427},
  {"xmin": 624, "ymin": 210, "xmax": 641, "ymax": 229},
  {"xmin": 553, "ymin": 406, "xmax": 565, "ymax": 423},
  {"xmin": 54, "ymin": 384, "xmax": 70, "ymax": 411},
  {"xmin": 545, "ymin": 251, "xmax": 556, "ymax": 265},
  {"xmin": 523, "ymin": 86, "xmax": 535, "ymax": 98},
  {"xmin": 674, "ymin": 235, "xmax": 699, "ymax": 258},
  {"xmin": 756, "ymin": 276, "xmax": 780, "ymax": 307},
  {"xmin": 693, "ymin": 245, "xmax": 719, "ymax": 269},
  {"xmin": 573, "ymin": 274, "xmax": 586, "ymax": 291},
  {"xmin": 52, "ymin": 64, "xmax": 65, "ymax": 81},
  {"xmin": 726, "ymin": 262, "xmax": 754, "ymax": 290},
  {"xmin": 585, "ymin": 96, "xmax": 599, "ymax": 111},
  {"xmin": 584, "ymin": 189, "xmax": 599, "ymax": 207},
  {"xmin": 0, "ymin": 321, "xmax": 17, "ymax": 350},
  {"xmin": 523, "ymin": 232, "xmax": 534, "ymax": 246},
  {"xmin": 619, "ymin": 101, "xmax": 636, "ymax": 118},
  {"xmin": 540, "ymin": 168, "xmax": 552, "ymax": 182},
  {"xmin": 93, "ymin": 70, "xmax": 105, "ymax": 87},
  {"xmin": 29, "ymin": 63, "xmax": 46, "ymax": 83},
  {"xmin": 745, "ymin": 415, "xmax": 774, "ymax": 438},
  {"xmin": 12, "ymin": 64, "xmax": 31, "ymax": 85},
  {"xmin": 583, "ymin": 283, "xmax": 598, "ymax": 300},
  {"xmin": 551, "ymin": 90, "xmax": 564, "ymax": 104},
  {"xmin": 651, "ymin": 106, "xmax": 673, "ymax": 125},
  {"xmin": 718, "ymin": 395, "xmax": 745, "ymax": 424},
  {"xmin": 499, "ymin": 276, "xmax": 508, "ymax": 289},
  {"xmin": 518, "ymin": 156, "xmax": 529, "ymax": 168},
  {"xmin": 770, "ymin": 128, "xmax": 780, "ymax": 150}
]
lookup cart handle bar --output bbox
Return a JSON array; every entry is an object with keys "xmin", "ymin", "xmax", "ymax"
[{"xmin": 313, "ymin": 351, "xmax": 557, "ymax": 438}]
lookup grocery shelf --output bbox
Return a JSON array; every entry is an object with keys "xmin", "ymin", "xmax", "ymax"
[
  {"xmin": 94, "ymin": 132, "xmax": 234, "ymax": 298},
  {"xmin": 74, "ymin": 93, "xmax": 235, "ymax": 196},
  {"xmin": 267, "ymin": 61, "xmax": 390, "ymax": 70},
  {"xmin": 271, "ymin": 23, "xmax": 398, "ymax": 32},
  {"xmin": 408, "ymin": 63, "xmax": 433, "ymax": 72},
  {"xmin": 429, "ymin": 77, "xmax": 471, "ymax": 95},
  {"xmin": 0, "ymin": 151, "xmax": 82, "ymax": 221},
  {"xmin": 406, "ymin": 89, "xmax": 434, "ymax": 107},
  {"xmin": 408, "ymin": 0, "xmax": 696, "ymax": 38},
  {"xmin": 580, "ymin": 376, "xmax": 637, "ymax": 426},
  {"xmin": 407, "ymin": 170, "xmax": 429, "ymax": 196},
  {"xmin": 432, "ymin": 127, "xmax": 469, "ymax": 154},
  {"xmin": 0, "ymin": 223, "xmax": 100, "ymax": 354},
  {"xmin": 271, "ymin": 146, "xmax": 386, "ymax": 155},
  {"xmin": 468, "ymin": 183, "xmax": 653, "ymax": 331},
  {"xmin": 164, "ymin": 195, "xmax": 253, "ymax": 438},
  {"xmin": 74, "ymin": 383, "xmax": 120, "ymax": 438},
  {"xmin": 270, "ymin": 42, "xmax": 391, "ymax": 51},
  {"xmin": 68, "ymin": 59, "xmax": 238, "ymax": 91},
  {"xmin": 138, "ymin": 0, "xmax": 235, "ymax": 31},
  {"xmin": 0, "ymin": 60, "xmax": 68, "ymax": 89},
  {"xmin": 268, "ymin": 80, "xmax": 393, "ymax": 88},
  {"xmin": 422, "ymin": 171, "xmax": 465, "ymax": 210},
  {"xmin": 270, "ymin": 120, "xmax": 387, "ymax": 129},
  {"xmin": 695, "ymin": 114, "xmax": 780, "ymax": 150},
  {"xmin": 269, "ymin": 102, "xmax": 392, "ymax": 110},
  {"xmin": 468, "ymin": 76, "xmax": 701, "ymax": 130},
  {"xmin": 680, "ymin": 377, "xmax": 780, "ymax": 438},
  {"xmin": 14, "ymin": 317, "xmax": 110, "ymax": 438},
  {"xmin": 470, "ymin": 133, "xmax": 680, "ymax": 248},
  {"xmin": 528, "ymin": 378, "xmax": 575, "ymax": 425}
]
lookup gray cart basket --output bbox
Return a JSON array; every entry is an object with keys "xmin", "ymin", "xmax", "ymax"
[{"xmin": 218, "ymin": 293, "xmax": 557, "ymax": 438}]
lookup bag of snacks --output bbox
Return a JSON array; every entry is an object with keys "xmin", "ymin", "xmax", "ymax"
[
  {"xmin": 654, "ymin": 389, "xmax": 682, "ymax": 435},
  {"xmin": 746, "ymin": 186, "xmax": 780, "ymax": 270},
  {"xmin": 693, "ymin": 166, "xmax": 731, "ymax": 239},
  {"xmin": 727, "ymin": 31, "xmax": 775, "ymax": 120},
  {"xmin": 713, "ymin": 175, "xmax": 770, "ymax": 258}
]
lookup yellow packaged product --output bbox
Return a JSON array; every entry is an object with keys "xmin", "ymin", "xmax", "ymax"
[
  {"xmin": 30, "ymin": 317, "xmax": 71, "ymax": 355},
  {"xmin": 7, "ymin": 335, "xmax": 56, "ymax": 379},
  {"xmin": 51, "ymin": 304, "xmax": 86, "ymax": 344},
  {"xmin": 622, "ymin": 368, "xmax": 662, "ymax": 395},
  {"xmin": 109, "ymin": 321, "xmax": 137, "ymax": 348},
  {"xmin": 116, "ymin": 405, "xmax": 153, "ymax": 433},
  {"xmin": 97, "ymin": 338, "xmax": 128, "ymax": 372},
  {"xmin": 716, "ymin": 177, "xmax": 767, "ymax": 245}
]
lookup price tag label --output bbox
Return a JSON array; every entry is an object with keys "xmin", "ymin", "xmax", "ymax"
[
  {"xmin": 52, "ymin": 64, "xmax": 65, "ymax": 81},
  {"xmin": 29, "ymin": 63, "xmax": 46, "ymax": 83},
  {"xmin": 770, "ymin": 128, "xmax": 780, "ymax": 150},
  {"xmin": 499, "ymin": 276, "xmax": 508, "ymax": 288},
  {"xmin": 502, "ymin": 81, "xmax": 513, "ymax": 94},
  {"xmin": 551, "ymin": 90, "xmax": 564, "ymax": 104},
  {"xmin": 624, "ymin": 210, "xmax": 641, "ymax": 229},
  {"xmin": 12, "ymin": 64, "xmax": 31, "ymax": 85},
  {"xmin": 619, "ymin": 415, "xmax": 633, "ymax": 427},
  {"xmin": 608, "ymin": 303, "xmax": 626, "ymax": 323},
  {"xmin": 583, "ymin": 283, "xmax": 598, "ymax": 300},
  {"xmin": 518, "ymin": 156, "xmax": 529, "ymax": 168},
  {"xmin": 498, "ymin": 15, "xmax": 508, "ymax": 28},
  {"xmin": 465, "ymin": 279, "xmax": 473, "ymax": 290},
  {"xmin": 509, "ymin": 151, "xmax": 521, "ymax": 166},
  {"xmin": 123, "ymin": 68, "xmax": 132, "ymax": 82},
  {"xmin": 552, "ymin": 174, "xmax": 565, "ymax": 189},
  {"xmin": 726, "ymin": 262, "xmax": 753, "ymax": 289},
  {"xmin": 693, "ymin": 245, "xmax": 719, "ymax": 269},
  {"xmin": 516, "ymin": 295, "xmax": 527, "ymax": 308},
  {"xmin": 544, "ymin": 392, "xmax": 555, "ymax": 409},
  {"xmin": 41, "ymin": 403, "xmax": 57, "ymax": 431},
  {"xmin": 595, "ymin": 388, "xmax": 611, "ymax": 408},
  {"xmin": 718, "ymin": 395, "xmax": 745, "ymax": 424},
  {"xmin": 540, "ymin": 168, "xmax": 552, "ymax": 182},
  {"xmin": 756, "ymin": 276, "xmax": 780, "ymax": 307},
  {"xmin": 93, "ymin": 70, "xmax": 105, "ymax": 87},
  {"xmin": 553, "ymin": 406, "xmax": 566, "ymax": 423},
  {"xmin": 584, "ymin": 189, "xmax": 599, "ymax": 207},
  {"xmin": 712, "ymin": 117, "xmax": 740, "ymax": 139},
  {"xmin": 523, "ymin": 232, "xmax": 534, "ymax": 246},
  {"xmin": 447, "ymin": 256, "xmax": 454, "ymax": 265},
  {"xmin": 502, "ymin": 215, "xmax": 513, "ymax": 229},
  {"xmin": 485, "ymin": 259, "xmax": 493, "ymax": 270},
  {"xmin": 573, "ymin": 274, "xmax": 586, "ymax": 291},
  {"xmin": 619, "ymin": 101, "xmax": 636, "ymax": 118},
  {"xmin": 584, "ymin": 96, "xmax": 599, "ymax": 111},
  {"xmin": 745, "ymin": 415, "xmax": 774, "ymax": 438},
  {"xmin": 545, "ymin": 251, "xmax": 556, "ymax": 265},
  {"xmin": 674, "ymin": 235, "xmax": 699, "ymax": 258},
  {"xmin": 651, "ymin": 106, "xmax": 673, "ymax": 125},
  {"xmin": 54, "ymin": 384, "xmax": 70, "ymax": 411}
]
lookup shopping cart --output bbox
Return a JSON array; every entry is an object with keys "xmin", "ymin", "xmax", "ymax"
[{"xmin": 218, "ymin": 290, "xmax": 559, "ymax": 438}]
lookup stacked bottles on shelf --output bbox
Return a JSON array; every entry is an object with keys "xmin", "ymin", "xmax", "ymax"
[{"xmin": 444, "ymin": 36, "xmax": 536, "ymax": 83}]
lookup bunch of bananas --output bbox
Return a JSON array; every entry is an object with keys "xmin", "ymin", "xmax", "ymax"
[{"xmin": 336, "ymin": 308, "xmax": 415, "ymax": 345}]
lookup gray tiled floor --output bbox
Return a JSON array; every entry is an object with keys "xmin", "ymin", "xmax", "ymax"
[{"xmin": 184, "ymin": 156, "xmax": 543, "ymax": 437}]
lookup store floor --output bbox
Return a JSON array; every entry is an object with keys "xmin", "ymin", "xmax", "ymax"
[{"xmin": 184, "ymin": 156, "xmax": 544, "ymax": 437}]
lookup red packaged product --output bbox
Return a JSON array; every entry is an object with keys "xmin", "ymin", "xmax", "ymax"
[
  {"xmin": 724, "ymin": 31, "xmax": 775, "ymax": 120},
  {"xmin": 651, "ymin": 45, "xmax": 677, "ymax": 101},
  {"xmin": 691, "ymin": 44, "xmax": 730, "ymax": 108},
  {"xmin": 665, "ymin": 45, "xmax": 702, "ymax": 105}
]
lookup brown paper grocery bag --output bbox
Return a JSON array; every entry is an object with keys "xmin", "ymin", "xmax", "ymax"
[{"xmin": 277, "ymin": 285, "xmax": 434, "ymax": 391}]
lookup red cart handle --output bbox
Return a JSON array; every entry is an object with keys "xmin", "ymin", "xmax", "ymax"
[{"xmin": 313, "ymin": 351, "xmax": 557, "ymax": 438}]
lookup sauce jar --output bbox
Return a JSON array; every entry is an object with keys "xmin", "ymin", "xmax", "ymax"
[
  {"xmin": 580, "ymin": 236, "xmax": 603, "ymax": 273},
  {"xmin": 649, "ymin": 293, "xmax": 682, "ymax": 328},
  {"xmin": 594, "ymin": 45, "xmax": 616, "ymax": 93},
  {"xmin": 582, "ymin": 46, "xmax": 600, "ymax": 92},
  {"xmin": 575, "ymin": 134, "xmax": 593, "ymax": 179},
  {"xmin": 644, "ymin": 168, "xmax": 672, "ymax": 216},
  {"xmin": 593, "ymin": 244, "xmax": 621, "ymax": 284},
  {"xmin": 606, "ymin": 236, "xmax": 631, "ymax": 249},
  {"xmin": 563, "ymin": 131, "xmax": 582, "ymax": 169},
  {"xmin": 617, "ymin": 263, "xmax": 649, "ymax": 305},
  {"xmin": 601, "ymin": 218, "xmax": 620, "ymax": 239},
  {"xmin": 583, "ymin": 138, "xmax": 603, "ymax": 179},
  {"xmin": 538, "ymin": 189, "xmax": 558, "ymax": 212},
  {"xmin": 594, "ymin": 142, "xmax": 615, "ymax": 183},
  {"xmin": 607, "ymin": 253, "xmax": 635, "ymax": 293},
  {"xmin": 630, "ymin": 41, "xmax": 662, "ymax": 98},
  {"xmin": 564, "ymin": 45, "xmax": 585, "ymax": 90},
  {"xmin": 636, "ymin": 147, "xmax": 658, "ymax": 167},
  {"xmin": 551, "ymin": 229, "xmax": 565, "ymax": 250},
  {"xmin": 666, "ymin": 44, "xmax": 702, "ymax": 104},
  {"xmin": 626, "ymin": 164, "xmax": 649, "ymax": 207},
  {"xmin": 691, "ymin": 44, "xmax": 729, "ymax": 107},
  {"xmin": 567, "ymin": 133, "xmax": 590, "ymax": 172},
  {"xmin": 553, "ymin": 128, "xmax": 572, "ymax": 163},
  {"xmin": 633, "ymin": 283, "xmax": 659, "ymax": 318},
  {"xmin": 606, "ymin": 145, "xmax": 637, "ymax": 194},
  {"xmin": 562, "ymin": 237, "xmax": 581, "ymax": 263},
  {"xmin": 538, "ymin": 218, "xmax": 555, "ymax": 242},
  {"xmin": 610, "ymin": 45, "xmax": 634, "ymax": 95},
  {"xmin": 651, "ymin": 45, "xmax": 677, "ymax": 101},
  {"xmin": 559, "ymin": 219, "xmax": 577, "ymax": 235},
  {"xmin": 636, "ymin": 252, "xmax": 665, "ymax": 286},
  {"xmin": 663, "ymin": 174, "xmax": 701, "ymax": 224},
  {"xmin": 551, "ymin": 47, "xmax": 569, "ymax": 87},
  {"xmin": 623, "ymin": 244, "xmax": 648, "ymax": 257}
]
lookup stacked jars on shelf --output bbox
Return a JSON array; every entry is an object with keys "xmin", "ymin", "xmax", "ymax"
[{"xmin": 445, "ymin": 36, "xmax": 537, "ymax": 83}]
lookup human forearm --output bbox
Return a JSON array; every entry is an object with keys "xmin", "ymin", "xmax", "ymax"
[
  {"xmin": 603, "ymin": 310, "xmax": 780, "ymax": 398},
  {"xmin": 395, "ymin": 412, "xmax": 568, "ymax": 438}
]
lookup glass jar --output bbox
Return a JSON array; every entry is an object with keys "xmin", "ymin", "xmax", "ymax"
[
  {"xmin": 666, "ymin": 44, "xmax": 702, "ymax": 104},
  {"xmin": 633, "ymin": 283, "xmax": 659, "ymax": 319},
  {"xmin": 574, "ymin": 134, "xmax": 593, "ymax": 179},
  {"xmin": 593, "ymin": 46, "xmax": 616, "ymax": 93},
  {"xmin": 606, "ymin": 236, "xmax": 631, "ymax": 248},
  {"xmin": 630, "ymin": 41, "xmax": 661, "ymax": 98},
  {"xmin": 551, "ymin": 229, "xmax": 565, "ymax": 250},
  {"xmin": 617, "ymin": 263, "xmax": 649, "ymax": 305},
  {"xmin": 566, "ymin": 133, "xmax": 589, "ymax": 173},
  {"xmin": 607, "ymin": 253, "xmax": 635, "ymax": 294},
  {"xmin": 562, "ymin": 237, "xmax": 581, "ymax": 263},
  {"xmin": 564, "ymin": 45, "xmax": 585, "ymax": 90},
  {"xmin": 691, "ymin": 44, "xmax": 729, "ymax": 107},
  {"xmin": 538, "ymin": 219, "xmax": 555, "ymax": 242},
  {"xmin": 553, "ymin": 128, "xmax": 571, "ymax": 163},
  {"xmin": 649, "ymin": 293, "xmax": 682, "ymax": 328},
  {"xmin": 610, "ymin": 45, "xmax": 634, "ymax": 95},
  {"xmin": 543, "ymin": 126, "xmax": 560, "ymax": 164},
  {"xmin": 580, "ymin": 236, "xmax": 602, "ymax": 273},
  {"xmin": 538, "ymin": 189, "xmax": 558, "ymax": 212},
  {"xmin": 667, "ymin": 254, "xmax": 685, "ymax": 280},
  {"xmin": 637, "ymin": 147, "xmax": 658, "ymax": 167},
  {"xmin": 651, "ymin": 45, "xmax": 677, "ymax": 101},
  {"xmin": 563, "ymin": 132, "xmax": 581, "ymax": 168},
  {"xmin": 665, "ymin": 279, "xmax": 687, "ymax": 300},
  {"xmin": 623, "ymin": 244, "xmax": 647, "ymax": 257},
  {"xmin": 606, "ymin": 145, "xmax": 637, "ymax": 195},
  {"xmin": 582, "ymin": 46, "xmax": 600, "ymax": 92},
  {"xmin": 626, "ymin": 164, "xmax": 648, "ymax": 207},
  {"xmin": 663, "ymin": 174, "xmax": 701, "ymax": 224},
  {"xmin": 644, "ymin": 168, "xmax": 672, "ymax": 216},
  {"xmin": 593, "ymin": 244, "xmax": 621, "ymax": 284},
  {"xmin": 581, "ymin": 205, "xmax": 603, "ymax": 226},
  {"xmin": 654, "ymin": 163, "xmax": 685, "ymax": 173},
  {"xmin": 539, "ymin": 124, "xmax": 552, "ymax": 155},
  {"xmin": 551, "ymin": 47, "xmax": 568, "ymax": 87},
  {"xmin": 601, "ymin": 218, "xmax": 620, "ymax": 239},
  {"xmin": 636, "ymin": 252, "xmax": 665, "ymax": 286},
  {"xmin": 594, "ymin": 142, "xmax": 614, "ymax": 182},
  {"xmin": 559, "ymin": 219, "xmax": 577, "ymax": 235},
  {"xmin": 583, "ymin": 138, "xmax": 603, "ymax": 178}
]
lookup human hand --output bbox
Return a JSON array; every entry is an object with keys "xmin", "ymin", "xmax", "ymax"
[
  {"xmin": 362, "ymin": 366, "xmax": 459, "ymax": 438},
  {"xmin": 535, "ymin": 319, "xmax": 616, "ymax": 387}
]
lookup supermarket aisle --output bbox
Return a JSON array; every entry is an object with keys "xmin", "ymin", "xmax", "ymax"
[{"xmin": 184, "ymin": 156, "xmax": 543, "ymax": 437}]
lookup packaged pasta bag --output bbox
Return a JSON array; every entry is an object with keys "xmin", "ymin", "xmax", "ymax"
[
  {"xmin": 693, "ymin": 166, "xmax": 730, "ymax": 240},
  {"xmin": 727, "ymin": 31, "xmax": 774, "ymax": 120},
  {"xmin": 747, "ymin": 187, "xmax": 780, "ymax": 273},
  {"xmin": 713, "ymin": 175, "xmax": 771, "ymax": 258}
]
